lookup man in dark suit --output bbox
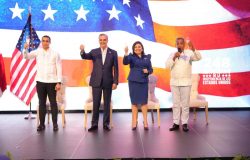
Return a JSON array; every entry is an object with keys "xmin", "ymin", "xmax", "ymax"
[{"xmin": 80, "ymin": 33, "xmax": 119, "ymax": 131}]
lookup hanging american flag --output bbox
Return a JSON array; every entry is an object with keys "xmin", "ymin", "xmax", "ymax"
[{"xmin": 9, "ymin": 14, "xmax": 40, "ymax": 105}]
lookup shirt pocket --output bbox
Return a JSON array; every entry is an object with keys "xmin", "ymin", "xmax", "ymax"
[{"xmin": 47, "ymin": 57, "xmax": 57, "ymax": 75}]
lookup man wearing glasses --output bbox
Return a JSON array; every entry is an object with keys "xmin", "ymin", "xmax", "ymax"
[{"xmin": 23, "ymin": 35, "xmax": 62, "ymax": 132}]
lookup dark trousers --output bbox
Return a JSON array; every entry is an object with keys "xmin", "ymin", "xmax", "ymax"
[
  {"xmin": 92, "ymin": 85, "xmax": 112, "ymax": 127},
  {"xmin": 36, "ymin": 81, "xmax": 58, "ymax": 126}
]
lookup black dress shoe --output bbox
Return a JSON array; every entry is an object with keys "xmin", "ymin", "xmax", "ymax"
[
  {"xmin": 103, "ymin": 125, "xmax": 111, "ymax": 131},
  {"xmin": 169, "ymin": 124, "xmax": 179, "ymax": 131},
  {"xmin": 88, "ymin": 126, "xmax": 98, "ymax": 132},
  {"xmin": 53, "ymin": 124, "xmax": 59, "ymax": 132},
  {"xmin": 182, "ymin": 124, "xmax": 189, "ymax": 132},
  {"xmin": 37, "ymin": 125, "xmax": 45, "ymax": 132}
]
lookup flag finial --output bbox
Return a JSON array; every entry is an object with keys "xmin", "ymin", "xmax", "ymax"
[{"xmin": 28, "ymin": 6, "xmax": 31, "ymax": 14}]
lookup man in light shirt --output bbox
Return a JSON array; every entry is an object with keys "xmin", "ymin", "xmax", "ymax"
[
  {"xmin": 79, "ymin": 33, "xmax": 119, "ymax": 132},
  {"xmin": 24, "ymin": 35, "xmax": 62, "ymax": 132},
  {"xmin": 166, "ymin": 37, "xmax": 201, "ymax": 132}
]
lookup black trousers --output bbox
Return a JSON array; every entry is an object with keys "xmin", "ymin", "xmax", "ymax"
[
  {"xmin": 36, "ymin": 81, "xmax": 58, "ymax": 126},
  {"xmin": 92, "ymin": 85, "xmax": 112, "ymax": 127}
]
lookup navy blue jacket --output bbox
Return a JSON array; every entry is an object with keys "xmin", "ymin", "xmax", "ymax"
[
  {"xmin": 80, "ymin": 48, "xmax": 119, "ymax": 88},
  {"xmin": 123, "ymin": 53, "xmax": 153, "ymax": 83}
]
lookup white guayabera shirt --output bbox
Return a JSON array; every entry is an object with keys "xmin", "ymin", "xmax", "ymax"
[
  {"xmin": 166, "ymin": 49, "xmax": 202, "ymax": 86},
  {"xmin": 23, "ymin": 48, "xmax": 62, "ymax": 83}
]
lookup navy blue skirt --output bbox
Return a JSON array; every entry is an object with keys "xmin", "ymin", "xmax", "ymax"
[{"xmin": 128, "ymin": 81, "xmax": 148, "ymax": 105}]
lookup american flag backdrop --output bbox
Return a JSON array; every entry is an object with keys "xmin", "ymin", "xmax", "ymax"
[{"xmin": 0, "ymin": 0, "xmax": 249, "ymax": 110}]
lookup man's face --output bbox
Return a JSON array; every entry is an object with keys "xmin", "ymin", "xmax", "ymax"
[
  {"xmin": 176, "ymin": 39, "xmax": 185, "ymax": 50},
  {"xmin": 99, "ymin": 35, "xmax": 108, "ymax": 49},
  {"xmin": 42, "ymin": 37, "xmax": 50, "ymax": 49}
]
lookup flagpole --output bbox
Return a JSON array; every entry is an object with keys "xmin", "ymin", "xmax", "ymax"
[
  {"xmin": 24, "ymin": 103, "xmax": 36, "ymax": 120},
  {"xmin": 24, "ymin": 6, "xmax": 36, "ymax": 120}
]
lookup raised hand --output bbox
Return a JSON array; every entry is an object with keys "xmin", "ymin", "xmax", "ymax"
[
  {"xmin": 24, "ymin": 43, "xmax": 29, "ymax": 50},
  {"xmin": 187, "ymin": 40, "xmax": 195, "ymax": 51},
  {"xmin": 124, "ymin": 46, "xmax": 129, "ymax": 55},
  {"xmin": 80, "ymin": 44, "xmax": 85, "ymax": 52}
]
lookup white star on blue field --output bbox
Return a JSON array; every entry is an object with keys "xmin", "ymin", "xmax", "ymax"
[{"xmin": 1, "ymin": 0, "xmax": 155, "ymax": 42}]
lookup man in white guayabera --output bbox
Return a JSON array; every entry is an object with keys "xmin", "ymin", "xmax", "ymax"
[
  {"xmin": 166, "ymin": 37, "xmax": 201, "ymax": 132},
  {"xmin": 23, "ymin": 35, "xmax": 62, "ymax": 132}
]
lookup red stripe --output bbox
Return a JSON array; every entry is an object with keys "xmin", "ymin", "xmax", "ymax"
[
  {"xmin": 10, "ymin": 49, "xmax": 19, "ymax": 61},
  {"xmin": 25, "ymin": 87, "xmax": 36, "ymax": 105},
  {"xmin": 198, "ymin": 72, "xmax": 250, "ymax": 97},
  {"xmin": 14, "ymin": 60, "xmax": 36, "ymax": 96},
  {"xmin": 10, "ymin": 59, "xmax": 30, "ymax": 91},
  {"xmin": 155, "ymin": 70, "xmax": 250, "ymax": 97},
  {"xmin": 153, "ymin": 17, "xmax": 250, "ymax": 50},
  {"xmin": 216, "ymin": 0, "xmax": 250, "ymax": 18},
  {"xmin": 10, "ymin": 50, "xmax": 22, "ymax": 80},
  {"xmin": 20, "ymin": 70, "xmax": 36, "ymax": 101}
]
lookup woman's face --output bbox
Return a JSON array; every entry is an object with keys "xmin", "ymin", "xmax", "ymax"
[{"xmin": 134, "ymin": 43, "xmax": 143, "ymax": 56}]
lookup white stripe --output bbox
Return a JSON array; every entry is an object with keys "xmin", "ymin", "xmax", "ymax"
[
  {"xmin": 10, "ymin": 52, "xmax": 23, "ymax": 81},
  {"xmin": 10, "ymin": 50, "xmax": 20, "ymax": 69},
  {"xmin": 1, "ymin": 30, "xmax": 250, "ymax": 73},
  {"xmin": 18, "ymin": 66, "xmax": 36, "ymax": 98},
  {"xmin": 148, "ymin": 0, "xmax": 249, "ymax": 26},
  {"xmin": 201, "ymin": 94, "xmax": 250, "ymax": 108},
  {"xmin": 12, "ymin": 59, "xmax": 35, "ymax": 93},
  {"xmin": 38, "ymin": 31, "xmax": 250, "ymax": 74},
  {"xmin": 193, "ymin": 46, "xmax": 250, "ymax": 73},
  {"xmin": 23, "ymin": 80, "xmax": 36, "ymax": 103},
  {"xmin": 10, "ymin": 56, "xmax": 26, "ymax": 84},
  {"xmin": 107, "ymin": 31, "xmax": 250, "ymax": 73},
  {"xmin": 154, "ymin": 87, "xmax": 250, "ymax": 108}
]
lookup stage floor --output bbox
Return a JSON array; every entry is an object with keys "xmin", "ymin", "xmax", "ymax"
[{"xmin": 0, "ymin": 111, "xmax": 250, "ymax": 159}]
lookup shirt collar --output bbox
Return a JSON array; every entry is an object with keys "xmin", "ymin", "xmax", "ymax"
[
  {"xmin": 42, "ymin": 48, "xmax": 50, "ymax": 53},
  {"xmin": 101, "ymin": 47, "xmax": 108, "ymax": 54}
]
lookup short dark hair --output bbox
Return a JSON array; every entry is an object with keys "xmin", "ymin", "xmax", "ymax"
[
  {"xmin": 42, "ymin": 35, "xmax": 51, "ymax": 42},
  {"xmin": 132, "ymin": 41, "xmax": 145, "ymax": 56},
  {"xmin": 176, "ymin": 37, "xmax": 185, "ymax": 43}
]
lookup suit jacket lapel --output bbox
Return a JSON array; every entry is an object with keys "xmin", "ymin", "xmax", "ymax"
[{"xmin": 98, "ymin": 48, "xmax": 104, "ymax": 66}]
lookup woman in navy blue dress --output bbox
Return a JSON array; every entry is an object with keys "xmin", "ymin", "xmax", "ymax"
[{"xmin": 123, "ymin": 41, "xmax": 153, "ymax": 130}]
